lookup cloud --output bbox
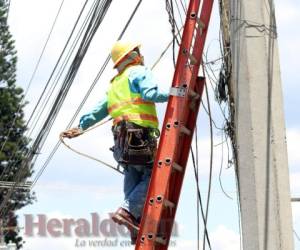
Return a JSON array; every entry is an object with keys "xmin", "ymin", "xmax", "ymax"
[
  {"xmin": 35, "ymin": 181, "xmax": 120, "ymax": 197},
  {"xmin": 211, "ymin": 225, "xmax": 240, "ymax": 250}
]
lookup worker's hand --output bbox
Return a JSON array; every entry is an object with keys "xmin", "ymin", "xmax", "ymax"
[{"xmin": 60, "ymin": 127, "xmax": 83, "ymax": 139}]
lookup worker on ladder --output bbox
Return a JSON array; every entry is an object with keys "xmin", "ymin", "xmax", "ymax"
[{"xmin": 61, "ymin": 40, "xmax": 168, "ymax": 243}]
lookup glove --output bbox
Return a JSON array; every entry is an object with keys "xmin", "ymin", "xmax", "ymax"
[{"xmin": 60, "ymin": 127, "xmax": 83, "ymax": 139}]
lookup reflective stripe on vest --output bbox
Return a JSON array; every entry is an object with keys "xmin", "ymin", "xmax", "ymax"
[
  {"xmin": 107, "ymin": 66, "xmax": 158, "ymax": 128},
  {"xmin": 108, "ymin": 97, "xmax": 154, "ymax": 113}
]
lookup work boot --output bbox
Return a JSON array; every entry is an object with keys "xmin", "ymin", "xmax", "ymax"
[
  {"xmin": 111, "ymin": 207, "xmax": 139, "ymax": 228},
  {"xmin": 111, "ymin": 207, "xmax": 139, "ymax": 244}
]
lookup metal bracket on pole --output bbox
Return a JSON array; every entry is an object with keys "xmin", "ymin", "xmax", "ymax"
[{"xmin": 169, "ymin": 87, "xmax": 186, "ymax": 97}]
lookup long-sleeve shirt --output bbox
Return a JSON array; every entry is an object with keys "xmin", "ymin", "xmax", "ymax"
[{"xmin": 79, "ymin": 65, "xmax": 168, "ymax": 130}]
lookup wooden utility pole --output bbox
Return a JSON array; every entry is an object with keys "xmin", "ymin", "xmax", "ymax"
[{"xmin": 219, "ymin": 0, "xmax": 294, "ymax": 249}]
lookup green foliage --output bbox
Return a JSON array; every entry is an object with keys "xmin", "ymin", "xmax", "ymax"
[{"xmin": 0, "ymin": 0, "xmax": 34, "ymax": 248}]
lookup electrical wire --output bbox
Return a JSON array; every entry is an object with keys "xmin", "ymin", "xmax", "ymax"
[
  {"xmin": 29, "ymin": 0, "xmax": 114, "ymax": 168},
  {"xmin": 195, "ymin": 126, "xmax": 200, "ymax": 250},
  {"xmin": 2, "ymin": 0, "xmax": 110, "ymax": 213},
  {"xmin": 0, "ymin": 0, "xmax": 96, "ymax": 185},
  {"xmin": 294, "ymin": 229, "xmax": 300, "ymax": 242},
  {"xmin": 165, "ymin": 0, "xmax": 180, "ymax": 68},
  {"xmin": 30, "ymin": 0, "xmax": 144, "ymax": 189},
  {"xmin": 191, "ymin": 147, "xmax": 212, "ymax": 250},
  {"xmin": 25, "ymin": 0, "xmax": 90, "ymax": 130},
  {"xmin": 173, "ymin": 0, "xmax": 184, "ymax": 26},
  {"xmin": 167, "ymin": 2, "xmax": 215, "ymax": 248},
  {"xmin": 202, "ymin": 71, "xmax": 214, "ymax": 250},
  {"xmin": 0, "ymin": 0, "xmax": 114, "ymax": 218},
  {"xmin": 26, "ymin": 0, "xmax": 97, "ymax": 140},
  {"xmin": 151, "ymin": 26, "xmax": 183, "ymax": 71},
  {"xmin": 0, "ymin": 0, "xmax": 92, "ymax": 183},
  {"xmin": 217, "ymin": 1, "xmax": 245, "ymax": 248},
  {"xmin": 218, "ymin": 128, "xmax": 233, "ymax": 200},
  {"xmin": 0, "ymin": 0, "xmax": 66, "ymax": 153}
]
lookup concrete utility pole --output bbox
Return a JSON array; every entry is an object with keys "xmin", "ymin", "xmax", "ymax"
[{"xmin": 220, "ymin": 0, "xmax": 294, "ymax": 249}]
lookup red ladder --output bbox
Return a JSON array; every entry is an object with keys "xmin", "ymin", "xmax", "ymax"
[{"xmin": 135, "ymin": 0, "xmax": 214, "ymax": 249}]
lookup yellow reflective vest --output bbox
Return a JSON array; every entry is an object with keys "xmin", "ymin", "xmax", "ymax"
[{"xmin": 107, "ymin": 66, "xmax": 159, "ymax": 128}]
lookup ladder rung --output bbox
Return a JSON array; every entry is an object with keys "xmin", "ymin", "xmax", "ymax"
[
  {"xmin": 197, "ymin": 18, "xmax": 206, "ymax": 34},
  {"xmin": 156, "ymin": 236, "xmax": 167, "ymax": 245},
  {"xmin": 180, "ymin": 126, "xmax": 191, "ymax": 135},
  {"xmin": 163, "ymin": 199, "xmax": 175, "ymax": 209},
  {"xmin": 189, "ymin": 54, "xmax": 197, "ymax": 65},
  {"xmin": 197, "ymin": 19, "xmax": 206, "ymax": 28},
  {"xmin": 172, "ymin": 162, "xmax": 183, "ymax": 172},
  {"xmin": 189, "ymin": 102, "xmax": 196, "ymax": 111},
  {"xmin": 155, "ymin": 195, "xmax": 175, "ymax": 208},
  {"xmin": 189, "ymin": 89, "xmax": 201, "ymax": 100}
]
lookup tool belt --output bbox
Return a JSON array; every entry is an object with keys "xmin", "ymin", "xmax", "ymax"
[{"xmin": 111, "ymin": 121, "xmax": 159, "ymax": 166}]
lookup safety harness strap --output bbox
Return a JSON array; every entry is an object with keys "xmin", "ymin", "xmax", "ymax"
[{"xmin": 113, "ymin": 114, "xmax": 158, "ymax": 126}]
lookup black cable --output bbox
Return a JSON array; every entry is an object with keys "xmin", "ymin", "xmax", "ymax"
[
  {"xmin": 218, "ymin": 1, "xmax": 245, "ymax": 248},
  {"xmin": 25, "ymin": 0, "xmax": 90, "ymax": 129},
  {"xmin": 294, "ymin": 229, "xmax": 300, "ymax": 242},
  {"xmin": 218, "ymin": 128, "xmax": 233, "ymax": 200},
  {"xmin": 165, "ymin": 0, "xmax": 176, "ymax": 68},
  {"xmin": 30, "ymin": 0, "xmax": 143, "ymax": 189},
  {"xmin": 191, "ymin": 147, "xmax": 212, "ymax": 249},
  {"xmin": 4, "ymin": 0, "xmax": 109, "ymax": 212},
  {"xmin": 26, "ymin": 0, "xmax": 98, "ymax": 140},
  {"xmin": 0, "ymin": 0, "xmax": 92, "ymax": 182},
  {"xmin": 0, "ymin": 0, "xmax": 114, "ymax": 218},
  {"xmin": 179, "ymin": 0, "xmax": 187, "ymax": 12},
  {"xmin": 0, "ymin": 0, "xmax": 66, "ymax": 153},
  {"xmin": 0, "ymin": 0, "xmax": 97, "ymax": 185},
  {"xmin": 173, "ymin": 0, "xmax": 184, "ymax": 27},
  {"xmin": 195, "ymin": 126, "xmax": 200, "ymax": 250},
  {"xmin": 169, "ymin": 0, "xmax": 176, "ymax": 67},
  {"xmin": 202, "ymin": 78, "xmax": 214, "ymax": 250},
  {"xmin": 30, "ymin": 0, "xmax": 112, "ymax": 162},
  {"xmin": 31, "ymin": 56, "xmax": 111, "ymax": 188}
]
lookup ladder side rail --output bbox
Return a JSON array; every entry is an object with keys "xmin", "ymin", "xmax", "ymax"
[
  {"xmin": 135, "ymin": 0, "xmax": 214, "ymax": 248},
  {"xmin": 157, "ymin": 77, "xmax": 205, "ymax": 250},
  {"xmin": 167, "ymin": 0, "xmax": 214, "ymax": 218},
  {"xmin": 157, "ymin": 1, "xmax": 214, "ymax": 245}
]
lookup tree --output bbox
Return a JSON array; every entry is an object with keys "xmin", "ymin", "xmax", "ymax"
[{"xmin": 0, "ymin": 0, "xmax": 34, "ymax": 248}]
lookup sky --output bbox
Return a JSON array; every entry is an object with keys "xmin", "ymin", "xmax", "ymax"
[{"xmin": 5, "ymin": 0, "xmax": 300, "ymax": 249}]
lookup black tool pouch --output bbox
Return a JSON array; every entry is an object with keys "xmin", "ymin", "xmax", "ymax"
[{"xmin": 111, "ymin": 121, "xmax": 158, "ymax": 166}]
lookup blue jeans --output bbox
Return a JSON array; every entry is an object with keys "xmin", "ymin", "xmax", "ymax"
[{"xmin": 121, "ymin": 165, "xmax": 152, "ymax": 220}]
